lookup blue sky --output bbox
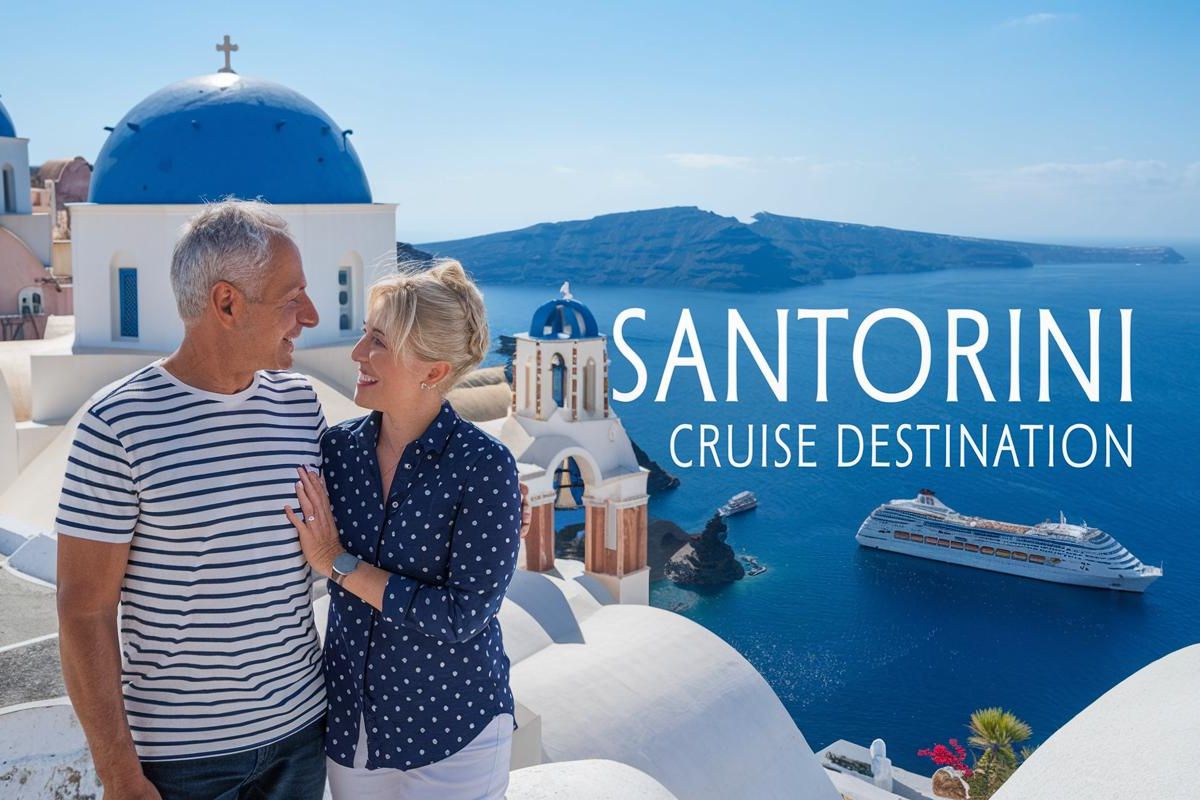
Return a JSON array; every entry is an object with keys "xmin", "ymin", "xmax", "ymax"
[{"xmin": 3, "ymin": 1, "xmax": 1197, "ymax": 243}]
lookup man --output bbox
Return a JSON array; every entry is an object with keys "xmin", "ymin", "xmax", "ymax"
[
  {"xmin": 57, "ymin": 200, "xmax": 528, "ymax": 799},
  {"xmin": 57, "ymin": 201, "xmax": 328, "ymax": 799}
]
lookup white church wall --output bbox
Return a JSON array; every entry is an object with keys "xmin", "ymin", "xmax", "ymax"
[
  {"xmin": 68, "ymin": 203, "xmax": 396, "ymax": 352},
  {"xmin": 0, "ymin": 137, "xmax": 33, "ymax": 215},
  {"xmin": 280, "ymin": 204, "xmax": 397, "ymax": 346}
]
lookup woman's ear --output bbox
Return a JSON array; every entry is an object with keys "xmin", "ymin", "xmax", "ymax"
[{"xmin": 425, "ymin": 361, "xmax": 453, "ymax": 389}]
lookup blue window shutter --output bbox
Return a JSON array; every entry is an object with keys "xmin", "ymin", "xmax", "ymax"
[
  {"xmin": 338, "ymin": 268, "xmax": 352, "ymax": 330},
  {"xmin": 118, "ymin": 268, "xmax": 138, "ymax": 338}
]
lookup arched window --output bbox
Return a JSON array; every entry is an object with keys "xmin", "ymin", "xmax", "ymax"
[
  {"xmin": 117, "ymin": 268, "xmax": 138, "ymax": 338},
  {"xmin": 1, "ymin": 164, "xmax": 15, "ymax": 213},
  {"xmin": 583, "ymin": 358, "xmax": 596, "ymax": 412},
  {"xmin": 18, "ymin": 288, "xmax": 43, "ymax": 315},
  {"xmin": 550, "ymin": 354, "xmax": 567, "ymax": 408},
  {"xmin": 337, "ymin": 252, "xmax": 363, "ymax": 334},
  {"xmin": 110, "ymin": 254, "xmax": 139, "ymax": 340},
  {"xmin": 337, "ymin": 268, "xmax": 352, "ymax": 331},
  {"xmin": 523, "ymin": 360, "xmax": 533, "ymax": 410}
]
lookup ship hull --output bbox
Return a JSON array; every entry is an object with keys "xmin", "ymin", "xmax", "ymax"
[{"xmin": 856, "ymin": 524, "xmax": 1159, "ymax": 593}]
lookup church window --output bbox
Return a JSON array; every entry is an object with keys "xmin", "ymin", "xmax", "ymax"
[
  {"xmin": 338, "ymin": 268, "xmax": 352, "ymax": 331},
  {"xmin": 583, "ymin": 358, "xmax": 596, "ymax": 412},
  {"xmin": 1, "ymin": 164, "xmax": 15, "ymax": 213},
  {"xmin": 523, "ymin": 361, "xmax": 533, "ymax": 410},
  {"xmin": 336, "ymin": 258, "xmax": 362, "ymax": 334},
  {"xmin": 117, "ymin": 268, "xmax": 139, "ymax": 338},
  {"xmin": 551, "ymin": 354, "xmax": 567, "ymax": 407}
]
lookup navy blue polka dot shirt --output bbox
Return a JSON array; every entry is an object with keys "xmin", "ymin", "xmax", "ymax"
[{"xmin": 319, "ymin": 401, "xmax": 522, "ymax": 771}]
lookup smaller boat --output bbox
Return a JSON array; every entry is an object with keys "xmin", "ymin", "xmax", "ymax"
[
  {"xmin": 718, "ymin": 491, "xmax": 758, "ymax": 518},
  {"xmin": 740, "ymin": 555, "xmax": 767, "ymax": 576}
]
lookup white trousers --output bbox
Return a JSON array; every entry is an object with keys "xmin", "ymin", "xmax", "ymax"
[{"xmin": 326, "ymin": 713, "xmax": 513, "ymax": 800}]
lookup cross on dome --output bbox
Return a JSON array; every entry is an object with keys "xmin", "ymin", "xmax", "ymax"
[
  {"xmin": 216, "ymin": 35, "xmax": 239, "ymax": 74},
  {"xmin": 560, "ymin": 281, "xmax": 573, "ymax": 300}
]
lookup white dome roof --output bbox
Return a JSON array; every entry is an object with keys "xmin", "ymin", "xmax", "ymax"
[
  {"xmin": 509, "ymin": 759, "xmax": 677, "ymax": 799},
  {"xmin": 500, "ymin": 563, "xmax": 841, "ymax": 800},
  {"xmin": 994, "ymin": 643, "xmax": 1200, "ymax": 800}
]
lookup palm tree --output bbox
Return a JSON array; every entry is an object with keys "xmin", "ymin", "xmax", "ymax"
[{"xmin": 966, "ymin": 707, "xmax": 1032, "ymax": 798}]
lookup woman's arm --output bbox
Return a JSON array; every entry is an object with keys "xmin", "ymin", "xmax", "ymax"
[{"xmin": 286, "ymin": 460, "xmax": 528, "ymax": 642}]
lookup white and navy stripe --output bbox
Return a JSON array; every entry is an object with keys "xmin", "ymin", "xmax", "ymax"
[{"xmin": 56, "ymin": 362, "xmax": 328, "ymax": 761}]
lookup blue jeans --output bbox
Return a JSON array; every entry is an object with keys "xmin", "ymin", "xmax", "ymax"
[{"xmin": 140, "ymin": 717, "xmax": 326, "ymax": 800}]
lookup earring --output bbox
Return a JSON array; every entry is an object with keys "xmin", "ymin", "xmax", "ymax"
[{"xmin": 420, "ymin": 381, "xmax": 430, "ymax": 390}]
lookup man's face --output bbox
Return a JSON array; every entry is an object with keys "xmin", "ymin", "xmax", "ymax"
[{"xmin": 238, "ymin": 237, "xmax": 319, "ymax": 370}]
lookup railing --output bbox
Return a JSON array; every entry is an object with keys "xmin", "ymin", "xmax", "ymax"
[{"xmin": 0, "ymin": 308, "xmax": 44, "ymax": 341}]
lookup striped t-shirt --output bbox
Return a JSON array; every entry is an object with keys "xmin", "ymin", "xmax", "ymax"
[{"xmin": 55, "ymin": 362, "xmax": 328, "ymax": 761}]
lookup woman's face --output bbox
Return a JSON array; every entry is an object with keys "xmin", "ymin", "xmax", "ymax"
[{"xmin": 350, "ymin": 320, "xmax": 448, "ymax": 412}]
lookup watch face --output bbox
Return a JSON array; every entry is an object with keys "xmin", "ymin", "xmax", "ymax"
[{"xmin": 333, "ymin": 553, "xmax": 359, "ymax": 575}]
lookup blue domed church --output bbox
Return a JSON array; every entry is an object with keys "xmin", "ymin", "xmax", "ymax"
[{"xmin": 70, "ymin": 46, "xmax": 395, "ymax": 352}]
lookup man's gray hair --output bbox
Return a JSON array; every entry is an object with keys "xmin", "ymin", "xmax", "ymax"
[{"xmin": 170, "ymin": 200, "xmax": 292, "ymax": 319}]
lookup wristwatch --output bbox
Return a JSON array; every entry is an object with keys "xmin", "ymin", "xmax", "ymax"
[{"xmin": 331, "ymin": 552, "xmax": 361, "ymax": 587}]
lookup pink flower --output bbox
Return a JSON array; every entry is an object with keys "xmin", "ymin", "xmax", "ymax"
[{"xmin": 917, "ymin": 739, "xmax": 973, "ymax": 778}]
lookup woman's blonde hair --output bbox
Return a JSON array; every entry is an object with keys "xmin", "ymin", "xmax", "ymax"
[{"xmin": 366, "ymin": 259, "xmax": 490, "ymax": 390}]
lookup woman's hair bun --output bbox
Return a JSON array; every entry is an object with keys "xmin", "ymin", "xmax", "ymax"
[{"xmin": 366, "ymin": 258, "xmax": 490, "ymax": 390}]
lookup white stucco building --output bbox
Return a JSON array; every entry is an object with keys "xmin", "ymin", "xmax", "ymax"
[{"xmin": 69, "ymin": 69, "xmax": 395, "ymax": 352}]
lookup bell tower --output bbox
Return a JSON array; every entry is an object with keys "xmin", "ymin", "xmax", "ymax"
[
  {"xmin": 512, "ymin": 282, "xmax": 611, "ymax": 424},
  {"xmin": 503, "ymin": 283, "xmax": 650, "ymax": 604}
]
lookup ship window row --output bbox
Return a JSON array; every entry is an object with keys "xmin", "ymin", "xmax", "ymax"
[
  {"xmin": 883, "ymin": 514, "xmax": 1084, "ymax": 550},
  {"xmin": 891, "ymin": 531, "xmax": 1058, "ymax": 565}
]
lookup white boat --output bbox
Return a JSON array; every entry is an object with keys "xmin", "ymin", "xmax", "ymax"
[
  {"xmin": 719, "ymin": 491, "xmax": 757, "ymax": 517},
  {"xmin": 855, "ymin": 489, "xmax": 1162, "ymax": 592}
]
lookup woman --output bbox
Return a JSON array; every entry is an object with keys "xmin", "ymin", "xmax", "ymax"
[{"xmin": 285, "ymin": 260, "xmax": 524, "ymax": 799}]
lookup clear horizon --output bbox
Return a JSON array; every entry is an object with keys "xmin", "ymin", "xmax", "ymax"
[{"xmin": 3, "ymin": 1, "xmax": 1197, "ymax": 243}]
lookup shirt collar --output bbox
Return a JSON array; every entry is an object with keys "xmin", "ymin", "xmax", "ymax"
[{"xmin": 351, "ymin": 401, "xmax": 459, "ymax": 457}]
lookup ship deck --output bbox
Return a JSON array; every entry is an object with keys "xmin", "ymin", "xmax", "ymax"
[{"xmin": 894, "ymin": 506, "xmax": 1095, "ymax": 542}]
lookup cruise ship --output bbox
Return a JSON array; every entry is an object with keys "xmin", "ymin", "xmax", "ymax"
[
  {"xmin": 855, "ymin": 489, "xmax": 1162, "ymax": 592},
  {"xmin": 719, "ymin": 491, "xmax": 758, "ymax": 518}
]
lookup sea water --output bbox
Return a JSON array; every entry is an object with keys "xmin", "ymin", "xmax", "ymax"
[{"xmin": 480, "ymin": 254, "xmax": 1199, "ymax": 772}]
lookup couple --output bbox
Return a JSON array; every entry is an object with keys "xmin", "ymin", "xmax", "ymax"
[{"xmin": 55, "ymin": 200, "xmax": 527, "ymax": 799}]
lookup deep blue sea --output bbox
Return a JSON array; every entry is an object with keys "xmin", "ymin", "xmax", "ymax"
[{"xmin": 480, "ymin": 253, "xmax": 1199, "ymax": 773}]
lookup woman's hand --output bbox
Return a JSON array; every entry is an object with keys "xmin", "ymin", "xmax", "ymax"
[
  {"xmin": 284, "ymin": 467, "xmax": 346, "ymax": 578},
  {"xmin": 519, "ymin": 482, "xmax": 532, "ymax": 539}
]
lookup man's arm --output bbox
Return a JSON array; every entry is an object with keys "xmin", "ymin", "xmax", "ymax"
[{"xmin": 57, "ymin": 536, "xmax": 159, "ymax": 799}]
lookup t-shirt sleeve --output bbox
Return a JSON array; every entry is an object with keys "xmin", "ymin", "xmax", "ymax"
[{"xmin": 55, "ymin": 411, "xmax": 140, "ymax": 544}]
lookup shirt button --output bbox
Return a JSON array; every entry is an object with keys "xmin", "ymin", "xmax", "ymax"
[{"xmin": 392, "ymin": 501, "xmax": 399, "ymax": 509}]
